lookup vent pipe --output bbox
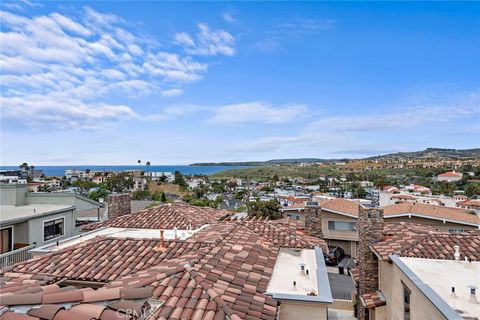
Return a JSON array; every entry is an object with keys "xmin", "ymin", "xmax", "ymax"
[
  {"xmin": 470, "ymin": 287, "xmax": 478, "ymax": 303},
  {"xmin": 454, "ymin": 245, "xmax": 460, "ymax": 261}
]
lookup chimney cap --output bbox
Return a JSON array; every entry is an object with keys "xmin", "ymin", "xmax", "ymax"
[{"xmin": 305, "ymin": 201, "xmax": 319, "ymax": 207}]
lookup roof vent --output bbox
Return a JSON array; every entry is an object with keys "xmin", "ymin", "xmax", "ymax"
[
  {"xmin": 469, "ymin": 287, "xmax": 478, "ymax": 304},
  {"xmin": 454, "ymin": 245, "xmax": 460, "ymax": 261}
]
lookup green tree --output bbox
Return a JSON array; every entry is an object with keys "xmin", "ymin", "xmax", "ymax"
[
  {"xmin": 132, "ymin": 190, "xmax": 151, "ymax": 200},
  {"xmin": 89, "ymin": 188, "xmax": 108, "ymax": 201},
  {"xmin": 106, "ymin": 173, "xmax": 134, "ymax": 193},
  {"xmin": 174, "ymin": 171, "xmax": 188, "ymax": 188},
  {"xmin": 19, "ymin": 162, "xmax": 30, "ymax": 171},
  {"xmin": 248, "ymin": 199, "xmax": 282, "ymax": 219},
  {"xmin": 72, "ymin": 180, "xmax": 97, "ymax": 195},
  {"xmin": 465, "ymin": 182, "xmax": 480, "ymax": 197}
]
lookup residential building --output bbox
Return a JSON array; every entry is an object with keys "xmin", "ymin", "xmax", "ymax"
[
  {"xmin": 281, "ymin": 199, "xmax": 479, "ymax": 257},
  {"xmin": 456, "ymin": 199, "xmax": 480, "ymax": 214},
  {"xmin": 403, "ymin": 184, "xmax": 431, "ymax": 194},
  {"xmin": 1, "ymin": 202, "xmax": 333, "ymax": 320},
  {"xmin": 351, "ymin": 208, "xmax": 480, "ymax": 320},
  {"xmin": 0, "ymin": 176, "xmax": 27, "ymax": 184},
  {"xmin": 436, "ymin": 170, "xmax": 463, "ymax": 182},
  {"xmin": 0, "ymin": 184, "xmax": 103, "ymax": 263}
]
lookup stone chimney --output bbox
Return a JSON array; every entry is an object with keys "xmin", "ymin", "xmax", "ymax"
[
  {"xmin": 357, "ymin": 207, "xmax": 384, "ymax": 320},
  {"xmin": 304, "ymin": 202, "xmax": 323, "ymax": 238},
  {"xmin": 107, "ymin": 193, "xmax": 131, "ymax": 220}
]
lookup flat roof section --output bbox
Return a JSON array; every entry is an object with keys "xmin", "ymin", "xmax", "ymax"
[
  {"xmin": 31, "ymin": 225, "xmax": 208, "ymax": 254},
  {"xmin": 1, "ymin": 204, "xmax": 75, "ymax": 224},
  {"xmin": 266, "ymin": 247, "xmax": 333, "ymax": 303},
  {"xmin": 398, "ymin": 257, "xmax": 480, "ymax": 320}
]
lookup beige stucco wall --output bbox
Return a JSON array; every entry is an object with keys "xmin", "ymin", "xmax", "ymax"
[
  {"xmin": 376, "ymin": 260, "xmax": 447, "ymax": 320},
  {"xmin": 384, "ymin": 215, "xmax": 477, "ymax": 232},
  {"xmin": 279, "ymin": 300, "xmax": 328, "ymax": 320},
  {"xmin": 321, "ymin": 210, "xmax": 359, "ymax": 241}
]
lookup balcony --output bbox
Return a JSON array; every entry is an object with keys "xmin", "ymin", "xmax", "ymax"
[{"xmin": 0, "ymin": 243, "xmax": 36, "ymax": 268}]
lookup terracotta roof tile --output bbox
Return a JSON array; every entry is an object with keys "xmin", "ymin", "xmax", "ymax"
[
  {"xmin": 372, "ymin": 222, "xmax": 480, "ymax": 261},
  {"xmin": 319, "ymin": 198, "xmax": 360, "ymax": 217},
  {"xmin": 83, "ymin": 202, "xmax": 232, "ymax": 231},
  {"xmin": 360, "ymin": 291, "xmax": 386, "ymax": 308},
  {"xmin": 383, "ymin": 202, "xmax": 479, "ymax": 225}
]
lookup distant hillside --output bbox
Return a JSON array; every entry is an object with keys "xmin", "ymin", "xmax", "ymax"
[
  {"xmin": 190, "ymin": 158, "xmax": 335, "ymax": 167},
  {"xmin": 191, "ymin": 148, "xmax": 480, "ymax": 166},
  {"xmin": 366, "ymin": 148, "xmax": 480, "ymax": 160}
]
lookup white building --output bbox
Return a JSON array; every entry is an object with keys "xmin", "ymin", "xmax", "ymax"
[{"xmin": 436, "ymin": 171, "xmax": 463, "ymax": 182}]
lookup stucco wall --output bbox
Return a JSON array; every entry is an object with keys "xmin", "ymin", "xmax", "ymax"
[
  {"xmin": 377, "ymin": 260, "xmax": 447, "ymax": 320},
  {"xmin": 0, "ymin": 184, "xmax": 27, "ymax": 206},
  {"xmin": 321, "ymin": 210, "xmax": 359, "ymax": 241},
  {"xmin": 384, "ymin": 216, "xmax": 476, "ymax": 232},
  {"xmin": 27, "ymin": 209, "xmax": 75, "ymax": 246},
  {"xmin": 279, "ymin": 301, "xmax": 328, "ymax": 320}
]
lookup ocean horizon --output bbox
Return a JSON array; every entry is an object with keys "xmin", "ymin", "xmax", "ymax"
[{"xmin": 0, "ymin": 165, "xmax": 248, "ymax": 177}]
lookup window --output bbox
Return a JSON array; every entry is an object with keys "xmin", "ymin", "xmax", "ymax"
[
  {"xmin": 43, "ymin": 218, "xmax": 64, "ymax": 241},
  {"xmin": 403, "ymin": 283, "xmax": 411, "ymax": 320},
  {"xmin": 328, "ymin": 221, "xmax": 356, "ymax": 231},
  {"xmin": 0, "ymin": 227, "xmax": 13, "ymax": 254},
  {"xmin": 287, "ymin": 214, "xmax": 300, "ymax": 220}
]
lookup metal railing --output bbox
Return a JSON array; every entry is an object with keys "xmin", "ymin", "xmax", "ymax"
[{"xmin": 0, "ymin": 243, "xmax": 36, "ymax": 268}]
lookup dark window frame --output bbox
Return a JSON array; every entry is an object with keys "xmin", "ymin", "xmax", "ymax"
[
  {"xmin": 328, "ymin": 220, "xmax": 356, "ymax": 231},
  {"xmin": 43, "ymin": 217, "xmax": 64, "ymax": 242},
  {"xmin": 402, "ymin": 281, "xmax": 411, "ymax": 320}
]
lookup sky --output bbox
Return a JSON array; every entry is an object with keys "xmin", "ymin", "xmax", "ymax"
[{"xmin": 1, "ymin": 1, "xmax": 479, "ymax": 165}]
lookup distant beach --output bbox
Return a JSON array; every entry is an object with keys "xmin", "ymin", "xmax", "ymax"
[{"xmin": 0, "ymin": 165, "xmax": 248, "ymax": 177}]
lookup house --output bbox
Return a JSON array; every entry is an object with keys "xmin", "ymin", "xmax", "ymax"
[
  {"xmin": 382, "ymin": 202, "xmax": 479, "ymax": 233},
  {"xmin": 456, "ymin": 199, "xmax": 480, "ymax": 214},
  {"xmin": 436, "ymin": 170, "xmax": 463, "ymax": 182},
  {"xmin": 404, "ymin": 184, "xmax": 431, "ymax": 194},
  {"xmin": 0, "ymin": 203, "xmax": 333, "ymax": 320},
  {"xmin": 0, "ymin": 184, "xmax": 103, "ymax": 265},
  {"xmin": 281, "ymin": 199, "xmax": 479, "ymax": 257},
  {"xmin": 382, "ymin": 186, "xmax": 399, "ymax": 193},
  {"xmin": 351, "ymin": 208, "xmax": 479, "ymax": 320}
]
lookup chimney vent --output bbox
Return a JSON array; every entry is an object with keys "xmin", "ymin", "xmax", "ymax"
[
  {"xmin": 454, "ymin": 245, "xmax": 460, "ymax": 261},
  {"xmin": 469, "ymin": 287, "xmax": 478, "ymax": 303}
]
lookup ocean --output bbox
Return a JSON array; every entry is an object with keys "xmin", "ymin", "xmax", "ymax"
[{"xmin": 0, "ymin": 165, "xmax": 248, "ymax": 177}]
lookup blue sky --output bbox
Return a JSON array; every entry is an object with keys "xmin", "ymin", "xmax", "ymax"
[{"xmin": 1, "ymin": 1, "xmax": 479, "ymax": 165}]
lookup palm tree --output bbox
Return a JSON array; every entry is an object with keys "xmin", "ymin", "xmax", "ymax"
[
  {"xmin": 137, "ymin": 160, "xmax": 141, "ymax": 174},
  {"xmin": 146, "ymin": 161, "xmax": 151, "ymax": 178},
  {"xmin": 19, "ymin": 162, "xmax": 30, "ymax": 171}
]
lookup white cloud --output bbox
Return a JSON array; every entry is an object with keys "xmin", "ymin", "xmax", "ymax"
[
  {"xmin": 232, "ymin": 91, "xmax": 480, "ymax": 155},
  {"xmin": 209, "ymin": 102, "xmax": 308, "ymax": 124},
  {"xmin": 256, "ymin": 17, "xmax": 336, "ymax": 52},
  {"xmin": 174, "ymin": 23, "xmax": 235, "ymax": 56},
  {"xmin": 0, "ymin": 7, "xmax": 216, "ymax": 129},
  {"xmin": 161, "ymin": 88, "xmax": 184, "ymax": 97},
  {"xmin": 222, "ymin": 11, "xmax": 235, "ymax": 23}
]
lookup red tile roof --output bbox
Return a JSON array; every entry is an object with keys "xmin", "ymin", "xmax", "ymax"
[
  {"xmin": 1, "ymin": 204, "xmax": 329, "ymax": 320},
  {"xmin": 82, "ymin": 202, "xmax": 232, "ymax": 231},
  {"xmin": 371, "ymin": 222, "xmax": 480, "ymax": 262},
  {"xmin": 383, "ymin": 202, "xmax": 479, "ymax": 225},
  {"xmin": 319, "ymin": 198, "xmax": 361, "ymax": 217},
  {"xmin": 359, "ymin": 291, "xmax": 386, "ymax": 308},
  {"xmin": 437, "ymin": 171, "xmax": 462, "ymax": 177},
  {"xmin": 457, "ymin": 199, "xmax": 480, "ymax": 208},
  {"xmin": 6, "ymin": 238, "xmax": 206, "ymax": 282}
]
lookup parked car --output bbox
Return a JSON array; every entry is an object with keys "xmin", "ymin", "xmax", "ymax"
[{"xmin": 324, "ymin": 246, "xmax": 345, "ymax": 265}]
